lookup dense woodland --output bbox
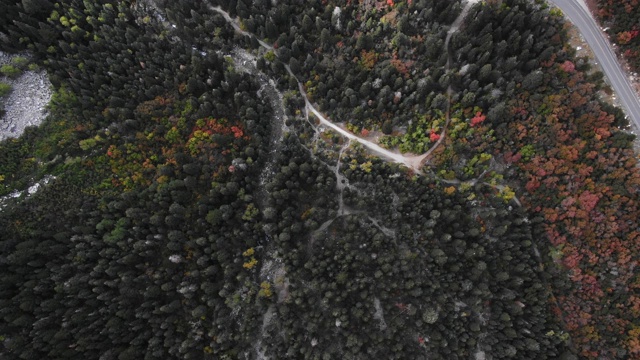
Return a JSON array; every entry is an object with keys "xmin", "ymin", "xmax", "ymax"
[
  {"xmin": 596, "ymin": 0, "xmax": 640, "ymax": 73},
  {"xmin": 0, "ymin": 0, "xmax": 640, "ymax": 359}
]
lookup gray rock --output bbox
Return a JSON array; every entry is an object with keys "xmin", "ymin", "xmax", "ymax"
[{"xmin": 0, "ymin": 51, "xmax": 52, "ymax": 141}]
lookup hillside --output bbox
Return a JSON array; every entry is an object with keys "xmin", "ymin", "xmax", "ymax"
[{"xmin": 0, "ymin": 0, "xmax": 639, "ymax": 358}]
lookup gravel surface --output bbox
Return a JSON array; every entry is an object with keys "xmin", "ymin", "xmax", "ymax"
[{"xmin": 0, "ymin": 51, "xmax": 52, "ymax": 141}]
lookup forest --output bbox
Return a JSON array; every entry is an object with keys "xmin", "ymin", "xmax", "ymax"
[
  {"xmin": 0, "ymin": 0, "xmax": 640, "ymax": 359},
  {"xmin": 596, "ymin": 0, "xmax": 640, "ymax": 73}
]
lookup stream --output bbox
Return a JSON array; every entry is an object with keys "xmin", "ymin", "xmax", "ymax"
[
  {"xmin": 226, "ymin": 49, "xmax": 289, "ymax": 211},
  {"xmin": 0, "ymin": 175, "xmax": 56, "ymax": 212}
]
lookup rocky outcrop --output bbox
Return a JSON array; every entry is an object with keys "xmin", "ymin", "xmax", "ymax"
[{"xmin": 0, "ymin": 51, "xmax": 52, "ymax": 141}]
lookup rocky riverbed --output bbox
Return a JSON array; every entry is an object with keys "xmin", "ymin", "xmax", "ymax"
[{"xmin": 0, "ymin": 51, "xmax": 52, "ymax": 141}]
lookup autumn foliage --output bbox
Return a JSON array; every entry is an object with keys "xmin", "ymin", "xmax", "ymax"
[
  {"xmin": 470, "ymin": 111, "xmax": 486, "ymax": 127},
  {"xmin": 495, "ymin": 56, "xmax": 640, "ymax": 358},
  {"xmin": 596, "ymin": 0, "xmax": 640, "ymax": 72},
  {"xmin": 97, "ymin": 97, "xmax": 249, "ymax": 193}
]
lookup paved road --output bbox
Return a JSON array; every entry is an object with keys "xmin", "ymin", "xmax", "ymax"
[{"xmin": 548, "ymin": 0, "xmax": 640, "ymax": 129}]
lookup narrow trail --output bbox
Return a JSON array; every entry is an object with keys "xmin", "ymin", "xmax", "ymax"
[
  {"xmin": 335, "ymin": 139, "xmax": 351, "ymax": 216},
  {"xmin": 222, "ymin": 50, "xmax": 373, "ymax": 248},
  {"xmin": 204, "ymin": 4, "xmax": 561, "ymax": 359},
  {"xmin": 211, "ymin": 5, "xmax": 430, "ymax": 173},
  {"xmin": 404, "ymin": 0, "xmax": 477, "ymax": 169},
  {"xmin": 211, "ymin": 6, "xmax": 274, "ymax": 51},
  {"xmin": 138, "ymin": 3, "xmax": 556, "ymax": 359},
  {"xmin": 210, "ymin": 3, "xmax": 530, "ymax": 210},
  {"xmin": 293, "ymin": 75, "xmax": 417, "ymax": 168},
  {"xmin": 210, "ymin": 2, "xmax": 480, "ymax": 174}
]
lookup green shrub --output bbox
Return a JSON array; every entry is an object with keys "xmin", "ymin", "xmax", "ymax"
[
  {"xmin": 0, "ymin": 65, "xmax": 21, "ymax": 78},
  {"xmin": 11, "ymin": 56, "xmax": 29, "ymax": 69},
  {"xmin": 0, "ymin": 82, "xmax": 11, "ymax": 97}
]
